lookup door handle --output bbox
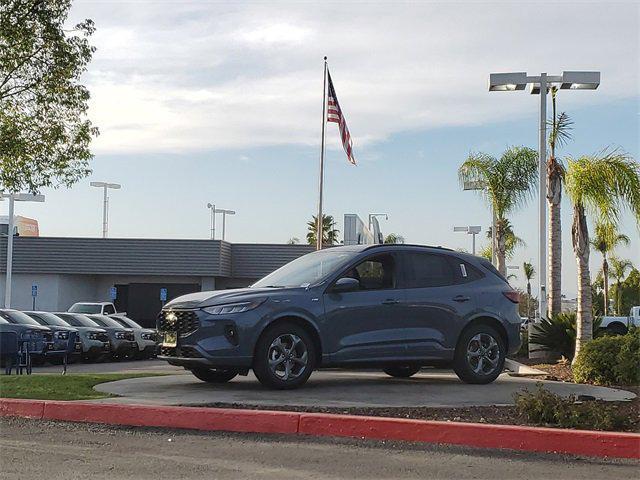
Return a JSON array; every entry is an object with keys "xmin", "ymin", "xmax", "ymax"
[
  {"xmin": 453, "ymin": 295, "xmax": 470, "ymax": 302},
  {"xmin": 382, "ymin": 299, "xmax": 400, "ymax": 305}
]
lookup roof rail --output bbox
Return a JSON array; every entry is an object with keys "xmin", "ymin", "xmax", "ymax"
[{"xmin": 363, "ymin": 244, "xmax": 453, "ymax": 252}]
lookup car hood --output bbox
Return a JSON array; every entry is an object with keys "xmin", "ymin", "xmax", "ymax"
[{"xmin": 164, "ymin": 287, "xmax": 280, "ymax": 309}]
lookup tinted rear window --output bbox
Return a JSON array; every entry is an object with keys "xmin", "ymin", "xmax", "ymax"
[
  {"xmin": 402, "ymin": 253, "xmax": 455, "ymax": 288},
  {"xmin": 478, "ymin": 258, "xmax": 509, "ymax": 283}
]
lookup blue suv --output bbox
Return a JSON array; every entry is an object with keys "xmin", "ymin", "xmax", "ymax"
[{"xmin": 158, "ymin": 244, "xmax": 522, "ymax": 389}]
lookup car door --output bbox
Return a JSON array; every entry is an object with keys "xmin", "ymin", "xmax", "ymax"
[
  {"xmin": 322, "ymin": 252, "xmax": 407, "ymax": 363},
  {"xmin": 398, "ymin": 251, "xmax": 477, "ymax": 359}
]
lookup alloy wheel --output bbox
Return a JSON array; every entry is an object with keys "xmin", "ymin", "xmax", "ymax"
[
  {"xmin": 466, "ymin": 333, "xmax": 501, "ymax": 375},
  {"xmin": 268, "ymin": 334, "xmax": 308, "ymax": 381}
]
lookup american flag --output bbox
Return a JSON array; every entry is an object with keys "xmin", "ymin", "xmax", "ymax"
[{"xmin": 326, "ymin": 70, "xmax": 356, "ymax": 165}]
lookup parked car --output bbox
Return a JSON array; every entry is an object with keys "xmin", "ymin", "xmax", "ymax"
[
  {"xmin": 68, "ymin": 302, "xmax": 121, "ymax": 315},
  {"xmin": 85, "ymin": 314, "xmax": 136, "ymax": 360},
  {"xmin": 601, "ymin": 306, "xmax": 640, "ymax": 335},
  {"xmin": 54, "ymin": 312, "xmax": 111, "ymax": 362},
  {"xmin": 157, "ymin": 244, "xmax": 522, "ymax": 389},
  {"xmin": 0, "ymin": 309, "xmax": 51, "ymax": 364},
  {"xmin": 23, "ymin": 311, "xmax": 82, "ymax": 363},
  {"xmin": 110, "ymin": 315, "xmax": 158, "ymax": 359}
]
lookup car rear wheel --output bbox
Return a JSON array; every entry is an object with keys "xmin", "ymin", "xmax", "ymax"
[
  {"xmin": 383, "ymin": 365, "xmax": 421, "ymax": 378},
  {"xmin": 453, "ymin": 324, "xmax": 505, "ymax": 384},
  {"xmin": 253, "ymin": 323, "xmax": 316, "ymax": 390},
  {"xmin": 190, "ymin": 367, "xmax": 238, "ymax": 383},
  {"xmin": 606, "ymin": 323, "xmax": 628, "ymax": 336}
]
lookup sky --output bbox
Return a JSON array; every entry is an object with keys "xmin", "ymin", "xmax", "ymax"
[{"xmin": 7, "ymin": 0, "xmax": 640, "ymax": 297}]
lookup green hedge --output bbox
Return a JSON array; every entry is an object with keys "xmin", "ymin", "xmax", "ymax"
[{"xmin": 573, "ymin": 328, "xmax": 640, "ymax": 386}]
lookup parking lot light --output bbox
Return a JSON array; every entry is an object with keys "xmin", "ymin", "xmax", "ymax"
[
  {"xmin": 453, "ymin": 225, "xmax": 482, "ymax": 255},
  {"xmin": 90, "ymin": 181, "xmax": 121, "ymax": 238}
]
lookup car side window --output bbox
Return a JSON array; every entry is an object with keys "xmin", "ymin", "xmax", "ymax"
[
  {"xmin": 104, "ymin": 305, "xmax": 115, "ymax": 315},
  {"xmin": 402, "ymin": 253, "xmax": 455, "ymax": 288},
  {"xmin": 345, "ymin": 254, "xmax": 396, "ymax": 290}
]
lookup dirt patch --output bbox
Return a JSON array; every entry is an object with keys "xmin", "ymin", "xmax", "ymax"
[{"xmin": 184, "ymin": 399, "xmax": 640, "ymax": 433}]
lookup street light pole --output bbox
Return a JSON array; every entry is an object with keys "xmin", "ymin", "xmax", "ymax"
[
  {"xmin": 453, "ymin": 225, "xmax": 481, "ymax": 255},
  {"xmin": 214, "ymin": 208, "xmax": 235, "ymax": 241},
  {"xmin": 1, "ymin": 192, "xmax": 45, "ymax": 308},
  {"xmin": 488, "ymin": 70, "xmax": 600, "ymax": 320},
  {"xmin": 90, "ymin": 182, "xmax": 121, "ymax": 238},
  {"xmin": 207, "ymin": 203, "xmax": 215, "ymax": 239}
]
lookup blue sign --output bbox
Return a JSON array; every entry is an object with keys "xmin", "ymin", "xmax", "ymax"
[
  {"xmin": 160, "ymin": 288, "xmax": 168, "ymax": 302},
  {"xmin": 109, "ymin": 286, "xmax": 117, "ymax": 300},
  {"xmin": 32, "ymin": 285, "xmax": 37, "ymax": 297}
]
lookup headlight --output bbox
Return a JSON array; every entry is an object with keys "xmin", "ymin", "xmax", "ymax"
[
  {"xmin": 202, "ymin": 300, "xmax": 264, "ymax": 316},
  {"xmin": 141, "ymin": 332, "xmax": 154, "ymax": 340},
  {"xmin": 86, "ymin": 331, "xmax": 101, "ymax": 340},
  {"xmin": 55, "ymin": 331, "xmax": 69, "ymax": 340},
  {"xmin": 115, "ymin": 331, "xmax": 127, "ymax": 339}
]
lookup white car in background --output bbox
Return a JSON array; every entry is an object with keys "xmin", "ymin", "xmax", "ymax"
[
  {"xmin": 68, "ymin": 302, "xmax": 122, "ymax": 316},
  {"xmin": 110, "ymin": 314, "xmax": 158, "ymax": 359},
  {"xmin": 601, "ymin": 306, "xmax": 640, "ymax": 335}
]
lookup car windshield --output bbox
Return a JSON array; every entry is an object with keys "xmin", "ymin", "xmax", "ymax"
[
  {"xmin": 111, "ymin": 316, "xmax": 141, "ymax": 329},
  {"xmin": 25, "ymin": 312, "xmax": 70, "ymax": 327},
  {"xmin": 0, "ymin": 310, "xmax": 41, "ymax": 325},
  {"xmin": 252, "ymin": 249, "xmax": 358, "ymax": 289},
  {"xmin": 69, "ymin": 303, "xmax": 103, "ymax": 314},
  {"xmin": 56, "ymin": 313, "xmax": 99, "ymax": 328},
  {"xmin": 88, "ymin": 315, "xmax": 125, "ymax": 328}
]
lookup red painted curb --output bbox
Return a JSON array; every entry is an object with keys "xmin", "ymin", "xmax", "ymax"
[
  {"xmin": 1, "ymin": 398, "xmax": 639, "ymax": 459},
  {"xmin": 0, "ymin": 398, "xmax": 45, "ymax": 419},
  {"xmin": 298, "ymin": 413, "xmax": 640, "ymax": 460},
  {"xmin": 42, "ymin": 401, "xmax": 300, "ymax": 435}
]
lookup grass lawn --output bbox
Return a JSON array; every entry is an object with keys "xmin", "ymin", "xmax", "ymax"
[{"xmin": 0, "ymin": 373, "xmax": 164, "ymax": 401}]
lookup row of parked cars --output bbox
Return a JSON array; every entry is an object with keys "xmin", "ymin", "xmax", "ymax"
[{"xmin": 0, "ymin": 306, "xmax": 159, "ymax": 366}]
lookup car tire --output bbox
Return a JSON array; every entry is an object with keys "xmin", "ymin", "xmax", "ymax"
[
  {"xmin": 383, "ymin": 365, "xmax": 421, "ymax": 378},
  {"xmin": 453, "ymin": 324, "xmax": 505, "ymax": 385},
  {"xmin": 190, "ymin": 367, "xmax": 238, "ymax": 383},
  {"xmin": 253, "ymin": 322, "xmax": 316, "ymax": 390},
  {"xmin": 606, "ymin": 323, "xmax": 628, "ymax": 336}
]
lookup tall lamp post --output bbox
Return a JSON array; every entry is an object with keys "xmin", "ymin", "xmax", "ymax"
[
  {"xmin": 488, "ymin": 71, "xmax": 600, "ymax": 320},
  {"xmin": 90, "ymin": 181, "xmax": 121, "ymax": 238},
  {"xmin": 1, "ymin": 192, "xmax": 45, "ymax": 308},
  {"xmin": 214, "ymin": 208, "xmax": 235, "ymax": 241},
  {"xmin": 206, "ymin": 203, "xmax": 216, "ymax": 239},
  {"xmin": 453, "ymin": 225, "xmax": 481, "ymax": 255}
]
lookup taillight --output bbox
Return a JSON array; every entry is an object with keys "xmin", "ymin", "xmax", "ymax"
[{"xmin": 503, "ymin": 291, "xmax": 520, "ymax": 303}]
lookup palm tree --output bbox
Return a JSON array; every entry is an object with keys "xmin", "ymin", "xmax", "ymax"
[
  {"xmin": 523, "ymin": 261, "xmax": 535, "ymax": 319},
  {"xmin": 590, "ymin": 222, "xmax": 629, "ymax": 314},
  {"xmin": 485, "ymin": 221, "xmax": 525, "ymax": 262},
  {"xmin": 547, "ymin": 88, "xmax": 573, "ymax": 317},
  {"xmin": 459, "ymin": 147, "xmax": 538, "ymax": 276},
  {"xmin": 306, "ymin": 215, "xmax": 339, "ymax": 246},
  {"xmin": 384, "ymin": 233, "xmax": 405, "ymax": 244},
  {"xmin": 564, "ymin": 151, "xmax": 640, "ymax": 361},
  {"xmin": 609, "ymin": 257, "xmax": 634, "ymax": 316}
]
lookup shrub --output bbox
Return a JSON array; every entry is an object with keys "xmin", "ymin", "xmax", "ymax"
[
  {"xmin": 514, "ymin": 384, "xmax": 629, "ymax": 431},
  {"xmin": 573, "ymin": 328, "xmax": 640, "ymax": 386},
  {"xmin": 529, "ymin": 312, "xmax": 602, "ymax": 360}
]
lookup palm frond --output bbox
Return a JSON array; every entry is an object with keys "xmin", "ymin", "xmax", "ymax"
[{"xmin": 548, "ymin": 112, "xmax": 573, "ymax": 149}]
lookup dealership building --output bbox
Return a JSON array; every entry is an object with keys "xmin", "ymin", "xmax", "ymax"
[{"xmin": 0, "ymin": 237, "xmax": 314, "ymax": 328}]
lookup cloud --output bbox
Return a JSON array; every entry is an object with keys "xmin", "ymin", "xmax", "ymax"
[{"xmin": 70, "ymin": 1, "xmax": 639, "ymax": 154}]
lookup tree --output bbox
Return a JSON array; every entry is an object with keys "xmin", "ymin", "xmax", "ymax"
[
  {"xmin": 286, "ymin": 237, "xmax": 300, "ymax": 245},
  {"xmin": 611, "ymin": 268, "xmax": 640, "ymax": 316},
  {"xmin": 523, "ymin": 261, "xmax": 535, "ymax": 319},
  {"xmin": 609, "ymin": 257, "xmax": 634, "ymax": 316},
  {"xmin": 0, "ymin": 0, "xmax": 98, "ymax": 193},
  {"xmin": 564, "ymin": 151, "xmax": 640, "ymax": 361},
  {"xmin": 384, "ymin": 233, "xmax": 405, "ymax": 244},
  {"xmin": 590, "ymin": 222, "xmax": 629, "ymax": 314},
  {"xmin": 458, "ymin": 146, "xmax": 538, "ymax": 275},
  {"xmin": 484, "ymin": 221, "xmax": 525, "ymax": 263},
  {"xmin": 547, "ymin": 88, "xmax": 573, "ymax": 317},
  {"xmin": 306, "ymin": 215, "xmax": 339, "ymax": 246}
]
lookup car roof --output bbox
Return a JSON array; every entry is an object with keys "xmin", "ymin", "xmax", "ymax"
[{"xmin": 326, "ymin": 244, "xmax": 454, "ymax": 253}]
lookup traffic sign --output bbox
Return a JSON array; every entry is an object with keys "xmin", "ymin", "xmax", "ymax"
[
  {"xmin": 31, "ymin": 285, "xmax": 37, "ymax": 297},
  {"xmin": 160, "ymin": 288, "xmax": 168, "ymax": 302},
  {"xmin": 109, "ymin": 286, "xmax": 117, "ymax": 300}
]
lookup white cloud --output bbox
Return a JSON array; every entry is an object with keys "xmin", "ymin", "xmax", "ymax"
[{"xmin": 70, "ymin": 1, "xmax": 639, "ymax": 154}]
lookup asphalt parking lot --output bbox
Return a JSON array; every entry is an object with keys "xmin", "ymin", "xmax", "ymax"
[{"xmin": 1, "ymin": 416, "xmax": 636, "ymax": 480}]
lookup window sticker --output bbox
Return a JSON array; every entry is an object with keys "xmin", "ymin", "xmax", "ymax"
[{"xmin": 460, "ymin": 263, "xmax": 468, "ymax": 278}]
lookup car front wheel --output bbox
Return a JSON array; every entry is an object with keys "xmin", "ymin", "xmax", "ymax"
[
  {"xmin": 453, "ymin": 324, "xmax": 505, "ymax": 384},
  {"xmin": 253, "ymin": 323, "xmax": 316, "ymax": 390},
  {"xmin": 190, "ymin": 367, "xmax": 238, "ymax": 383}
]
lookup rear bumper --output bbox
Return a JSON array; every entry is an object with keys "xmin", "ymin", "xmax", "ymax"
[{"xmin": 505, "ymin": 322, "xmax": 522, "ymax": 355}]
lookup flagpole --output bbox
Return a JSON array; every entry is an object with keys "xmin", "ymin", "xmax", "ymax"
[{"xmin": 316, "ymin": 56, "xmax": 328, "ymax": 250}]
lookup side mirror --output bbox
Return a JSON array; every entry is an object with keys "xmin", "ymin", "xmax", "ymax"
[{"xmin": 332, "ymin": 277, "xmax": 360, "ymax": 293}]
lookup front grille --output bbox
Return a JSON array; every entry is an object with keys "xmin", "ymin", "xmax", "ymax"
[
  {"xmin": 160, "ymin": 346, "xmax": 202, "ymax": 358},
  {"xmin": 96, "ymin": 333, "xmax": 109, "ymax": 342},
  {"xmin": 124, "ymin": 332, "xmax": 135, "ymax": 341},
  {"xmin": 158, "ymin": 310, "xmax": 200, "ymax": 335},
  {"xmin": 43, "ymin": 332, "xmax": 53, "ymax": 342}
]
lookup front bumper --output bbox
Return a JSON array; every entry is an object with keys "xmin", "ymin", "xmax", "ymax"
[{"xmin": 111, "ymin": 340, "xmax": 137, "ymax": 357}]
